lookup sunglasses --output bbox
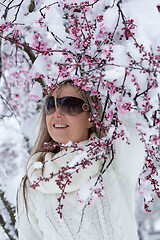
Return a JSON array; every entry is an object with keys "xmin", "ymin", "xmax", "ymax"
[{"xmin": 45, "ymin": 96, "xmax": 90, "ymax": 116}]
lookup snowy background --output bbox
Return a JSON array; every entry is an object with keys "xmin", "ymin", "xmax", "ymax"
[{"xmin": 0, "ymin": 0, "xmax": 160, "ymax": 239}]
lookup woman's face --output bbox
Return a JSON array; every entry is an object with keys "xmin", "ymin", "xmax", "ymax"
[{"xmin": 46, "ymin": 85, "xmax": 93, "ymax": 144}]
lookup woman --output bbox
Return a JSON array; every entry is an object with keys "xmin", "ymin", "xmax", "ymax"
[{"xmin": 17, "ymin": 79, "xmax": 144, "ymax": 240}]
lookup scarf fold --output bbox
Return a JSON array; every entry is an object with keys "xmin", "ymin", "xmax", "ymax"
[{"xmin": 27, "ymin": 137, "xmax": 102, "ymax": 194}]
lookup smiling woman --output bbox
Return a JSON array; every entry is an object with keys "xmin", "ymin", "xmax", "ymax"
[
  {"xmin": 27, "ymin": 79, "xmax": 103, "ymax": 156},
  {"xmin": 17, "ymin": 79, "xmax": 145, "ymax": 240}
]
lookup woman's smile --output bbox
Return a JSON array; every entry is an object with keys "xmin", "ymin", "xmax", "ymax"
[{"xmin": 53, "ymin": 123, "xmax": 69, "ymax": 129}]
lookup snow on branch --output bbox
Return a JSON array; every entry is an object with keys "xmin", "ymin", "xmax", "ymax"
[
  {"xmin": 0, "ymin": 0, "xmax": 159, "ymax": 226},
  {"xmin": 0, "ymin": 186, "xmax": 18, "ymax": 240}
]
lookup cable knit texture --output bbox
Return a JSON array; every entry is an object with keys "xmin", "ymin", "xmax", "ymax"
[{"xmin": 17, "ymin": 114, "xmax": 145, "ymax": 240}]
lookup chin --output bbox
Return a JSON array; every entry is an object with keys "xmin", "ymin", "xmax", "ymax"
[{"xmin": 53, "ymin": 138, "xmax": 70, "ymax": 145}]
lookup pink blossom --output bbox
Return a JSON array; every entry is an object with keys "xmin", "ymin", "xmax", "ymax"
[{"xmin": 117, "ymin": 98, "xmax": 131, "ymax": 113}]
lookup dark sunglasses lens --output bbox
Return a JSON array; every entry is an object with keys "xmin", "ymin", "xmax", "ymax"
[
  {"xmin": 61, "ymin": 97, "xmax": 84, "ymax": 115},
  {"xmin": 45, "ymin": 96, "xmax": 55, "ymax": 114}
]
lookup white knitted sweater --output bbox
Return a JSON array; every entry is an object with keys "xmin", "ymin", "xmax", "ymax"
[{"xmin": 17, "ymin": 117, "xmax": 145, "ymax": 240}]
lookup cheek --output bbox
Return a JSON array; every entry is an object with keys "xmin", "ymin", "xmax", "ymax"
[{"xmin": 75, "ymin": 113, "xmax": 92, "ymax": 129}]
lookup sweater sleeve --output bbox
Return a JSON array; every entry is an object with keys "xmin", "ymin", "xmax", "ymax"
[
  {"xmin": 113, "ymin": 111, "xmax": 145, "ymax": 183},
  {"xmin": 17, "ymin": 178, "xmax": 43, "ymax": 240}
]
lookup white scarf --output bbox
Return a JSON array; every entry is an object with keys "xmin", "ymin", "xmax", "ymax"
[{"xmin": 27, "ymin": 137, "xmax": 102, "ymax": 194}]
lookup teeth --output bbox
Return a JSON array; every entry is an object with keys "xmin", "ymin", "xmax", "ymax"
[{"xmin": 54, "ymin": 124, "xmax": 68, "ymax": 128}]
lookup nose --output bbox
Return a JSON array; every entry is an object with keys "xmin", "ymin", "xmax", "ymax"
[{"xmin": 53, "ymin": 104, "xmax": 64, "ymax": 118}]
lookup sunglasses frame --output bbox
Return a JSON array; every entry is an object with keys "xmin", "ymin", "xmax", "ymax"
[{"xmin": 45, "ymin": 96, "xmax": 90, "ymax": 116}]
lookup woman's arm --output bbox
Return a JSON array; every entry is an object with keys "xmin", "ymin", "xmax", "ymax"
[
  {"xmin": 113, "ymin": 111, "xmax": 145, "ymax": 183},
  {"xmin": 17, "ymin": 178, "xmax": 43, "ymax": 240}
]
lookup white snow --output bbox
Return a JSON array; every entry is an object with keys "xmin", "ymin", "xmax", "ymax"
[{"xmin": 0, "ymin": 0, "xmax": 160, "ymax": 239}]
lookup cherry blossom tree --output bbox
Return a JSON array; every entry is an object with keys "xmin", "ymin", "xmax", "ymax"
[{"xmin": 0, "ymin": 0, "xmax": 160, "ymax": 239}]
